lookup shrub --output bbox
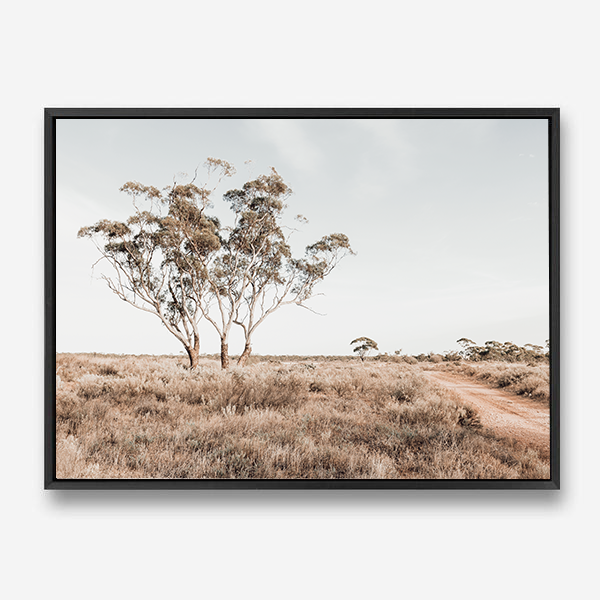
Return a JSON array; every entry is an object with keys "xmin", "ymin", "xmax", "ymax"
[
  {"xmin": 309, "ymin": 381, "xmax": 326, "ymax": 393},
  {"xmin": 391, "ymin": 373, "xmax": 428, "ymax": 404}
]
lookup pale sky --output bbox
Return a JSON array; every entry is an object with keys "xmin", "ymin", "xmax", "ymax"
[{"xmin": 56, "ymin": 118, "xmax": 549, "ymax": 357}]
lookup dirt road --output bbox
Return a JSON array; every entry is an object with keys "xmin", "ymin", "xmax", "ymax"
[{"xmin": 425, "ymin": 371, "xmax": 550, "ymax": 460}]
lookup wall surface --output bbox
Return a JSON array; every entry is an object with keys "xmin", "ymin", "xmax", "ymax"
[{"xmin": 0, "ymin": 1, "xmax": 594, "ymax": 598}]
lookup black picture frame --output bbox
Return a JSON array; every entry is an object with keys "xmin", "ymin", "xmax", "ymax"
[{"xmin": 45, "ymin": 107, "xmax": 559, "ymax": 490}]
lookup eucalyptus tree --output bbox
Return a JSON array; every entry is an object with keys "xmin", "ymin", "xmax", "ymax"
[
  {"xmin": 204, "ymin": 168, "xmax": 355, "ymax": 367},
  {"xmin": 77, "ymin": 159, "xmax": 234, "ymax": 368},
  {"xmin": 350, "ymin": 337, "xmax": 379, "ymax": 361}
]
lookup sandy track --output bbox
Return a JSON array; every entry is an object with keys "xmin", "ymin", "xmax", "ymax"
[{"xmin": 425, "ymin": 371, "xmax": 550, "ymax": 460}]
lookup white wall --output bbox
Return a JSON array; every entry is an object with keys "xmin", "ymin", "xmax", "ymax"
[{"xmin": 1, "ymin": 1, "xmax": 593, "ymax": 598}]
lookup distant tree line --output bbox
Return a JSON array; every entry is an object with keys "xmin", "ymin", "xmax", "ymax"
[
  {"xmin": 454, "ymin": 338, "xmax": 549, "ymax": 363},
  {"xmin": 347, "ymin": 337, "xmax": 549, "ymax": 364}
]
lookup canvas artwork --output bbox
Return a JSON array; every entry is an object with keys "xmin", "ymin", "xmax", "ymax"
[{"xmin": 45, "ymin": 109, "xmax": 559, "ymax": 489}]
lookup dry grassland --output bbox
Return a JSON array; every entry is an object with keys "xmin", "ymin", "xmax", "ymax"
[{"xmin": 56, "ymin": 354, "xmax": 549, "ymax": 479}]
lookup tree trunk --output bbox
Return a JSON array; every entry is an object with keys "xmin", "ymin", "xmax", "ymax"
[
  {"xmin": 220, "ymin": 338, "xmax": 230, "ymax": 370},
  {"xmin": 185, "ymin": 335, "xmax": 200, "ymax": 369},
  {"xmin": 237, "ymin": 341, "xmax": 252, "ymax": 366},
  {"xmin": 186, "ymin": 346, "xmax": 200, "ymax": 369}
]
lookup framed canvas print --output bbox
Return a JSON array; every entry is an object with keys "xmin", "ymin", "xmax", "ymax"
[{"xmin": 45, "ymin": 108, "xmax": 559, "ymax": 489}]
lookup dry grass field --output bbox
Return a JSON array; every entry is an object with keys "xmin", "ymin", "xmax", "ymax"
[{"xmin": 56, "ymin": 354, "xmax": 550, "ymax": 479}]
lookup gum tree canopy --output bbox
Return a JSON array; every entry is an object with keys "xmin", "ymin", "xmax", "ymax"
[
  {"xmin": 350, "ymin": 337, "xmax": 379, "ymax": 361},
  {"xmin": 79, "ymin": 159, "xmax": 354, "ymax": 369}
]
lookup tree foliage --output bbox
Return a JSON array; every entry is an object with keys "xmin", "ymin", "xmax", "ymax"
[{"xmin": 350, "ymin": 337, "xmax": 379, "ymax": 361}]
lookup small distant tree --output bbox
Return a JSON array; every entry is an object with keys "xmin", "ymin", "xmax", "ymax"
[
  {"xmin": 457, "ymin": 338, "xmax": 476, "ymax": 359},
  {"xmin": 351, "ymin": 337, "xmax": 378, "ymax": 361}
]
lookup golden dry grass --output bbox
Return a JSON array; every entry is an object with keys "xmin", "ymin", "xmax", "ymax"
[{"xmin": 56, "ymin": 354, "xmax": 549, "ymax": 479}]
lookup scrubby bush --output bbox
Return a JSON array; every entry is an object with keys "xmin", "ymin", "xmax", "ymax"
[
  {"xmin": 412, "ymin": 352, "xmax": 445, "ymax": 363},
  {"xmin": 401, "ymin": 356, "xmax": 418, "ymax": 365},
  {"xmin": 391, "ymin": 373, "xmax": 427, "ymax": 403}
]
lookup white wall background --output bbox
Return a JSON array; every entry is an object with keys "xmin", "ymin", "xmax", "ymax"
[{"xmin": 0, "ymin": 1, "xmax": 594, "ymax": 599}]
